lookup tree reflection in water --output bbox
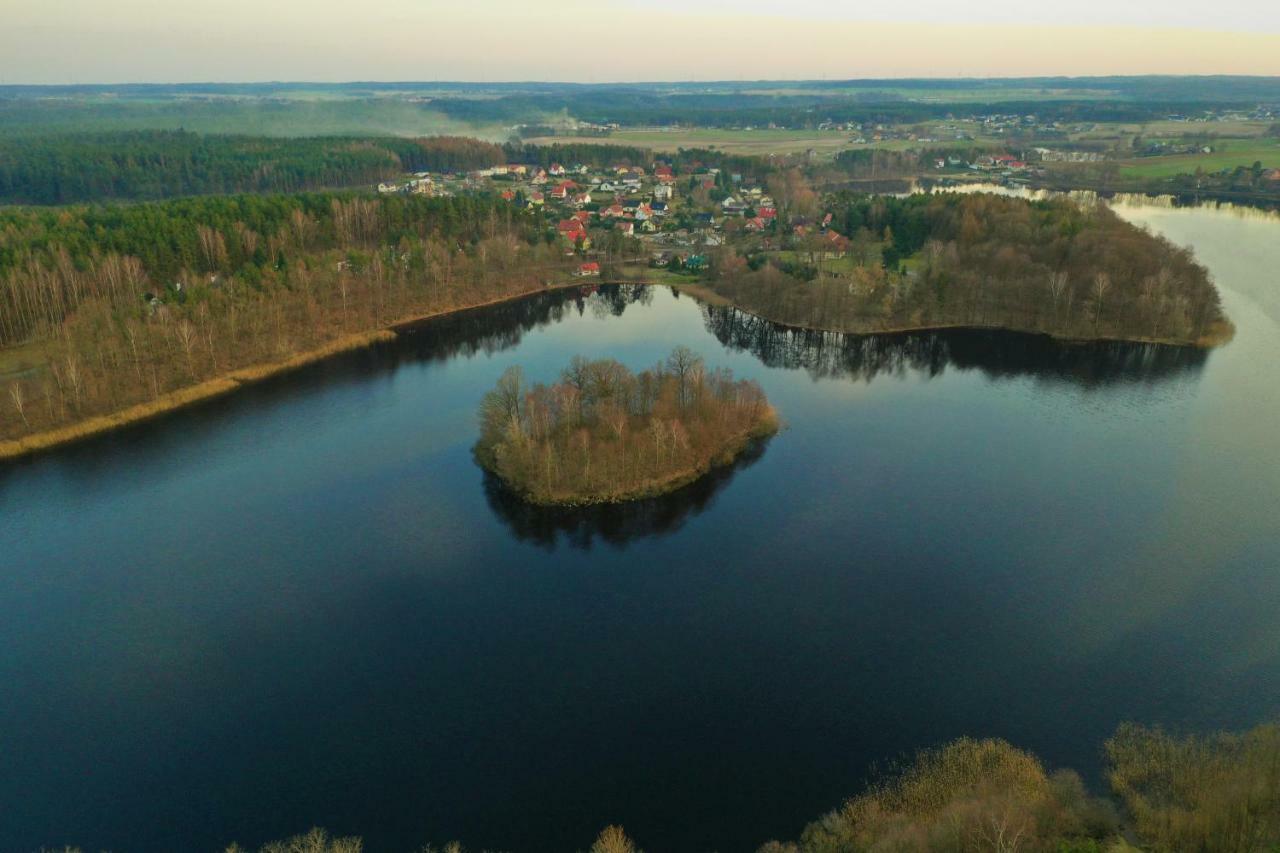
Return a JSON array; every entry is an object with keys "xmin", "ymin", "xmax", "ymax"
[
  {"xmin": 701, "ymin": 303, "xmax": 1208, "ymax": 388},
  {"xmin": 482, "ymin": 437, "xmax": 771, "ymax": 550}
]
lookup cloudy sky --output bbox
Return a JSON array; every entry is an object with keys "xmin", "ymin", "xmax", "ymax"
[{"xmin": 2, "ymin": 0, "xmax": 1279, "ymax": 83}]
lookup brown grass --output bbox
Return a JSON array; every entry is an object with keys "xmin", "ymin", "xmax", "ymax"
[{"xmin": 0, "ymin": 330, "xmax": 393, "ymax": 460}]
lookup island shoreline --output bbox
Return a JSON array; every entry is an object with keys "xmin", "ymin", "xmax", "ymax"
[{"xmin": 479, "ymin": 416, "xmax": 780, "ymax": 508}]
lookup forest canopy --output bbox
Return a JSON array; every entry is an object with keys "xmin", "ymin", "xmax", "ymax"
[
  {"xmin": 707, "ymin": 191, "xmax": 1231, "ymax": 347},
  {"xmin": 474, "ymin": 348, "xmax": 778, "ymax": 505},
  {"xmin": 0, "ymin": 132, "xmax": 658, "ymax": 204}
]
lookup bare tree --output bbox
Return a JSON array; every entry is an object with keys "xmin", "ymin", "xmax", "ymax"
[
  {"xmin": 1092, "ymin": 272, "xmax": 1112, "ymax": 335},
  {"xmin": 177, "ymin": 320, "xmax": 199, "ymax": 379},
  {"xmin": 1048, "ymin": 271, "xmax": 1068, "ymax": 321},
  {"xmin": 9, "ymin": 382, "xmax": 28, "ymax": 428}
]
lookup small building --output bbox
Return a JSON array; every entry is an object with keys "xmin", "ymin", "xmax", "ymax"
[{"xmin": 576, "ymin": 262, "xmax": 600, "ymax": 277}]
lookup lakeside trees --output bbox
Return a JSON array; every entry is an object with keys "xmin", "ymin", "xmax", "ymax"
[
  {"xmin": 706, "ymin": 192, "xmax": 1230, "ymax": 346},
  {"xmin": 474, "ymin": 348, "xmax": 778, "ymax": 505},
  {"xmin": 117, "ymin": 720, "xmax": 1280, "ymax": 853},
  {"xmin": 0, "ymin": 192, "xmax": 576, "ymax": 444}
]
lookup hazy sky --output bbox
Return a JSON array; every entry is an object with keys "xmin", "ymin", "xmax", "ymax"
[{"xmin": 2, "ymin": 0, "xmax": 1279, "ymax": 83}]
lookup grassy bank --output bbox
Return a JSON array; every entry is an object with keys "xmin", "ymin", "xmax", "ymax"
[
  {"xmin": 0, "ymin": 330, "xmax": 393, "ymax": 461},
  {"xmin": 0, "ymin": 278, "xmax": 597, "ymax": 463}
]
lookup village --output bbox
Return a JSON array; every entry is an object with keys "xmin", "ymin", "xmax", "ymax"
[{"xmin": 374, "ymin": 156, "xmax": 836, "ymax": 280}]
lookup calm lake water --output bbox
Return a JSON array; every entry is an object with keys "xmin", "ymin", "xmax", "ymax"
[{"xmin": 2, "ymin": 197, "xmax": 1279, "ymax": 853}]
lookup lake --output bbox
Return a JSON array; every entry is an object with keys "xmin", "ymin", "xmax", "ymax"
[{"xmin": 2, "ymin": 196, "xmax": 1278, "ymax": 853}]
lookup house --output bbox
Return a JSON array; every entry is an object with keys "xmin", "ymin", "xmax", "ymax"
[
  {"xmin": 824, "ymin": 230, "xmax": 850, "ymax": 257},
  {"xmin": 654, "ymin": 165, "xmax": 674, "ymax": 180},
  {"xmin": 528, "ymin": 191, "xmax": 545, "ymax": 205},
  {"xmin": 573, "ymin": 210, "xmax": 592, "ymax": 223},
  {"xmin": 572, "ymin": 192, "xmax": 592, "ymax": 206},
  {"xmin": 744, "ymin": 217, "xmax": 767, "ymax": 232},
  {"xmin": 550, "ymin": 180, "xmax": 577, "ymax": 200},
  {"xmin": 653, "ymin": 184, "xmax": 673, "ymax": 201},
  {"xmin": 1266, "ymin": 169, "xmax": 1280, "ymax": 182},
  {"xmin": 616, "ymin": 221, "xmax": 635, "ymax": 236},
  {"xmin": 557, "ymin": 219, "xmax": 587, "ymax": 238},
  {"xmin": 721, "ymin": 196, "xmax": 746, "ymax": 214},
  {"xmin": 601, "ymin": 203, "xmax": 626, "ymax": 218},
  {"xmin": 377, "ymin": 182, "xmax": 400, "ymax": 194},
  {"xmin": 576, "ymin": 262, "xmax": 600, "ymax": 277},
  {"xmin": 758, "ymin": 207, "xmax": 777, "ymax": 219},
  {"xmin": 549, "ymin": 164, "xmax": 567, "ymax": 176},
  {"xmin": 500, "ymin": 189, "xmax": 516, "ymax": 201},
  {"xmin": 650, "ymin": 201, "xmax": 669, "ymax": 215}
]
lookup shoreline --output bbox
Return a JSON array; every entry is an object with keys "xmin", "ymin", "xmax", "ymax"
[
  {"xmin": 0, "ymin": 277, "xmax": 1228, "ymax": 462},
  {"xmin": 482, "ymin": 413, "xmax": 780, "ymax": 508},
  {"xmin": 675, "ymin": 283, "xmax": 1234, "ymax": 349},
  {"xmin": 0, "ymin": 279, "xmax": 592, "ymax": 463}
]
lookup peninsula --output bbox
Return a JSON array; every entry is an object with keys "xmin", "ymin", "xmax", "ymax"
[
  {"xmin": 474, "ymin": 348, "xmax": 778, "ymax": 505},
  {"xmin": 688, "ymin": 191, "xmax": 1233, "ymax": 347}
]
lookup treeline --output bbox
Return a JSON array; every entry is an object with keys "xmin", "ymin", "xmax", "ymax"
[
  {"xmin": 55, "ymin": 720, "xmax": 1279, "ymax": 852},
  {"xmin": 430, "ymin": 90, "xmax": 1240, "ymax": 129},
  {"xmin": 0, "ymin": 132, "xmax": 667, "ymax": 204},
  {"xmin": 0, "ymin": 191, "xmax": 578, "ymax": 446},
  {"xmin": 707, "ymin": 192, "xmax": 1230, "ymax": 346},
  {"xmin": 0, "ymin": 190, "xmax": 523, "ymax": 305},
  {"xmin": 771, "ymin": 721, "xmax": 1280, "ymax": 853},
  {"xmin": 0, "ymin": 131, "xmax": 410, "ymax": 204},
  {"xmin": 474, "ymin": 348, "xmax": 777, "ymax": 505}
]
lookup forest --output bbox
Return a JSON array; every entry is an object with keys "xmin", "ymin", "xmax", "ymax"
[
  {"xmin": 0, "ymin": 190, "xmax": 592, "ymax": 451},
  {"xmin": 427, "ymin": 90, "xmax": 1239, "ymax": 129},
  {"xmin": 0, "ymin": 132, "xmax": 656, "ymax": 204},
  {"xmin": 705, "ymin": 191, "xmax": 1231, "ymax": 346},
  {"xmin": 473, "ymin": 348, "xmax": 778, "ymax": 505}
]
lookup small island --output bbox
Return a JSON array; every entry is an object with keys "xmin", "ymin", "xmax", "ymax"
[{"xmin": 474, "ymin": 347, "xmax": 779, "ymax": 506}]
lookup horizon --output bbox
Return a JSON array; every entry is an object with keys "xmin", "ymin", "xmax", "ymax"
[
  {"xmin": 6, "ymin": 73, "xmax": 1280, "ymax": 87},
  {"xmin": 4, "ymin": 0, "xmax": 1280, "ymax": 84}
]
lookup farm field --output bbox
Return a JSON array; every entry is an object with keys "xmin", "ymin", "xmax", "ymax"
[
  {"xmin": 526, "ymin": 126, "xmax": 999, "ymax": 158},
  {"xmin": 525, "ymin": 128, "xmax": 857, "ymax": 157},
  {"xmin": 1118, "ymin": 139, "xmax": 1280, "ymax": 177}
]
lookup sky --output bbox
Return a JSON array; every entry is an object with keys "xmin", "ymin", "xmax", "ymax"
[{"xmin": 2, "ymin": 0, "xmax": 1279, "ymax": 83}]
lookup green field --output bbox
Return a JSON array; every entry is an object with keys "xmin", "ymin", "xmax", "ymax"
[
  {"xmin": 526, "ymin": 128, "xmax": 857, "ymax": 157},
  {"xmin": 1118, "ymin": 140, "xmax": 1280, "ymax": 178},
  {"xmin": 527, "ymin": 125, "xmax": 998, "ymax": 159}
]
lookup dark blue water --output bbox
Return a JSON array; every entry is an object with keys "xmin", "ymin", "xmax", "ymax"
[{"xmin": 2, "ymin": 199, "xmax": 1279, "ymax": 853}]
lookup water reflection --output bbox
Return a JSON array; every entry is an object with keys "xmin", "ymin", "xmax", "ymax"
[
  {"xmin": 394, "ymin": 283, "xmax": 653, "ymax": 362},
  {"xmin": 701, "ymin": 304, "xmax": 1208, "ymax": 387},
  {"xmin": 482, "ymin": 437, "xmax": 771, "ymax": 550}
]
